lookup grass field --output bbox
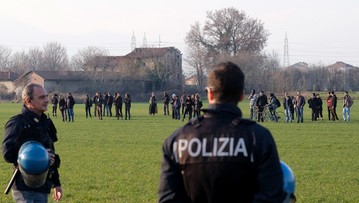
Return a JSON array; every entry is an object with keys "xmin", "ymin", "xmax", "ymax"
[{"xmin": 0, "ymin": 96, "xmax": 358, "ymax": 202}]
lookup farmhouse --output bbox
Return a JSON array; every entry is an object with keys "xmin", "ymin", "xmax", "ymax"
[
  {"xmin": 0, "ymin": 47, "xmax": 183, "ymax": 98},
  {"xmin": 87, "ymin": 47, "xmax": 183, "ymax": 92},
  {"xmin": 0, "ymin": 71, "xmax": 18, "ymax": 93}
]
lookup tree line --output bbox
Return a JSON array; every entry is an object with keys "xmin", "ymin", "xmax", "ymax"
[
  {"xmin": 184, "ymin": 7, "xmax": 359, "ymax": 93},
  {"xmin": 0, "ymin": 43, "xmax": 109, "ymax": 73},
  {"xmin": 1, "ymin": 7, "xmax": 358, "ymax": 95}
]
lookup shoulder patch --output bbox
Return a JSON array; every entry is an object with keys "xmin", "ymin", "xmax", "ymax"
[
  {"xmin": 190, "ymin": 116, "xmax": 204, "ymax": 128},
  {"xmin": 229, "ymin": 117, "xmax": 256, "ymax": 128}
]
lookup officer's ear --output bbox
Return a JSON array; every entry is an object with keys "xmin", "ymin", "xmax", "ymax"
[
  {"xmin": 239, "ymin": 92, "xmax": 244, "ymax": 102},
  {"xmin": 206, "ymin": 87, "xmax": 215, "ymax": 104}
]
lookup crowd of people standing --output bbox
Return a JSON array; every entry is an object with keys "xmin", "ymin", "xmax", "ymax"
[
  {"xmin": 249, "ymin": 90, "xmax": 354, "ymax": 123},
  {"xmin": 148, "ymin": 92, "xmax": 203, "ymax": 121},
  {"xmin": 51, "ymin": 92, "xmax": 131, "ymax": 121},
  {"xmin": 51, "ymin": 92, "xmax": 75, "ymax": 122},
  {"xmin": 50, "ymin": 89, "xmax": 353, "ymax": 123}
]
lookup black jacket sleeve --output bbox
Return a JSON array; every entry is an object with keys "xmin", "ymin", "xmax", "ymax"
[
  {"xmin": 158, "ymin": 132, "xmax": 191, "ymax": 203},
  {"xmin": 253, "ymin": 127, "xmax": 284, "ymax": 203},
  {"xmin": 3, "ymin": 117, "xmax": 23, "ymax": 164}
]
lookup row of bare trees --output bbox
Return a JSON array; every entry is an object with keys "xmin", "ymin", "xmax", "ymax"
[
  {"xmin": 0, "ymin": 42, "xmax": 181, "ymax": 95},
  {"xmin": 184, "ymin": 7, "xmax": 359, "ymax": 93},
  {"xmin": 0, "ymin": 42, "xmax": 108, "ymax": 73},
  {"xmin": 1, "ymin": 7, "xmax": 358, "ymax": 94}
]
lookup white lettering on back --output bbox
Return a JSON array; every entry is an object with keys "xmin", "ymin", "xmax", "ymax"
[
  {"xmin": 176, "ymin": 136, "xmax": 248, "ymax": 159},
  {"xmin": 217, "ymin": 137, "xmax": 229, "ymax": 156},
  {"xmin": 188, "ymin": 138, "xmax": 201, "ymax": 157},
  {"xmin": 234, "ymin": 138, "xmax": 248, "ymax": 157}
]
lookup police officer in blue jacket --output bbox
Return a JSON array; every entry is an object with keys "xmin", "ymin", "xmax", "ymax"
[
  {"xmin": 2, "ymin": 83, "xmax": 63, "ymax": 202},
  {"xmin": 158, "ymin": 62, "xmax": 284, "ymax": 203}
]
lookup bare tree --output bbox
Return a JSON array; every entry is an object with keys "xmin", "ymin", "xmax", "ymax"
[
  {"xmin": 28, "ymin": 47, "xmax": 44, "ymax": 71},
  {"xmin": 119, "ymin": 58, "xmax": 147, "ymax": 79},
  {"xmin": 42, "ymin": 42, "xmax": 69, "ymax": 71},
  {"xmin": 185, "ymin": 7, "xmax": 270, "ymax": 91},
  {"xmin": 147, "ymin": 60, "xmax": 172, "ymax": 90},
  {"xmin": 71, "ymin": 46, "xmax": 109, "ymax": 71},
  {"xmin": 0, "ymin": 45, "xmax": 12, "ymax": 70},
  {"xmin": 184, "ymin": 44, "xmax": 209, "ymax": 90},
  {"xmin": 186, "ymin": 7, "xmax": 269, "ymax": 57},
  {"xmin": 11, "ymin": 51, "xmax": 30, "ymax": 73}
]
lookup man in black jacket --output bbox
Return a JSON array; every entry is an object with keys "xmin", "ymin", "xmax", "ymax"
[
  {"xmin": 308, "ymin": 92, "xmax": 319, "ymax": 121},
  {"xmin": 158, "ymin": 62, "xmax": 284, "ymax": 203},
  {"xmin": 2, "ymin": 83, "xmax": 63, "ymax": 202},
  {"xmin": 256, "ymin": 90, "xmax": 268, "ymax": 122},
  {"xmin": 66, "ymin": 92, "xmax": 75, "ymax": 122},
  {"xmin": 51, "ymin": 94, "xmax": 58, "ymax": 117},
  {"xmin": 162, "ymin": 92, "xmax": 170, "ymax": 116},
  {"xmin": 330, "ymin": 91, "xmax": 339, "ymax": 121}
]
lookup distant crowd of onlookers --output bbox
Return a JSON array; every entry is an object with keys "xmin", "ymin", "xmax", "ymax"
[
  {"xmin": 50, "ymin": 90, "xmax": 353, "ymax": 123},
  {"xmin": 248, "ymin": 90, "xmax": 354, "ymax": 123},
  {"xmin": 148, "ymin": 92, "xmax": 203, "ymax": 121},
  {"xmin": 50, "ymin": 92, "xmax": 131, "ymax": 122},
  {"xmin": 50, "ymin": 91, "xmax": 203, "ymax": 122}
]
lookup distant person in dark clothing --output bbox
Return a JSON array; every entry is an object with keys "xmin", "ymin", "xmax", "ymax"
[
  {"xmin": 193, "ymin": 93, "xmax": 203, "ymax": 118},
  {"xmin": 308, "ymin": 92, "xmax": 319, "ymax": 121},
  {"xmin": 171, "ymin": 94, "xmax": 176, "ymax": 119},
  {"xmin": 283, "ymin": 92, "xmax": 293, "ymax": 123},
  {"xmin": 66, "ymin": 92, "xmax": 75, "ymax": 122},
  {"xmin": 256, "ymin": 91, "xmax": 268, "ymax": 122},
  {"xmin": 294, "ymin": 91, "xmax": 306, "ymax": 123},
  {"xmin": 58, "ymin": 95, "xmax": 67, "ymax": 122},
  {"xmin": 182, "ymin": 95, "xmax": 193, "ymax": 121},
  {"xmin": 95, "ymin": 92, "xmax": 103, "ymax": 120},
  {"xmin": 330, "ymin": 91, "xmax": 339, "ymax": 121},
  {"xmin": 268, "ymin": 93, "xmax": 279, "ymax": 122},
  {"xmin": 84, "ymin": 94, "xmax": 92, "ymax": 118},
  {"xmin": 171, "ymin": 94, "xmax": 180, "ymax": 120},
  {"xmin": 180, "ymin": 93, "xmax": 186, "ymax": 115},
  {"xmin": 51, "ymin": 94, "xmax": 58, "ymax": 116},
  {"xmin": 124, "ymin": 93, "xmax": 131, "ymax": 120},
  {"xmin": 316, "ymin": 94, "xmax": 323, "ymax": 120},
  {"xmin": 93, "ymin": 94, "xmax": 98, "ymax": 117},
  {"xmin": 114, "ymin": 92, "xmax": 123, "ymax": 120},
  {"xmin": 108, "ymin": 92, "xmax": 114, "ymax": 117},
  {"xmin": 162, "ymin": 92, "xmax": 170, "ymax": 116},
  {"xmin": 291, "ymin": 96, "xmax": 295, "ymax": 120},
  {"xmin": 149, "ymin": 92, "xmax": 157, "ymax": 115},
  {"xmin": 103, "ymin": 92, "xmax": 109, "ymax": 116}
]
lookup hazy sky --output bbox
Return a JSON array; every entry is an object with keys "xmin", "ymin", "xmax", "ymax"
[{"xmin": 1, "ymin": 0, "xmax": 358, "ymax": 67}]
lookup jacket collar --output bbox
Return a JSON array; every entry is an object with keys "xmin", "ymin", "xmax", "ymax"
[
  {"xmin": 21, "ymin": 105, "xmax": 47, "ymax": 125},
  {"xmin": 202, "ymin": 103, "xmax": 242, "ymax": 118}
]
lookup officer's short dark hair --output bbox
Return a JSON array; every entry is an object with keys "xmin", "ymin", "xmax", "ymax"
[{"xmin": 207, "ymin": 62, "xmax": 244, "ymax": 104}]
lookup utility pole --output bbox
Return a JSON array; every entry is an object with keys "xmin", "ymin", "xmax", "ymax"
[
  {"xmin": 142, "ymin": 33, "xmax": 147, "ymax": 48},
  {"xmin": 158, "ymin": 34, "xmax": 161, "ymax": 48},
  {"xmin": 131, "ymin": 31, "xmax": 136, "ymax": 51},
  {"xmin": 283, "ymin": 32, "xmax": 290, "ymax": 68}
]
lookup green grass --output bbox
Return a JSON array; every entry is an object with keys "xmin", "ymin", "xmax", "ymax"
[{"xmin": 0, "ymin": 98, "xmax": 359, "ymax": 202}]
